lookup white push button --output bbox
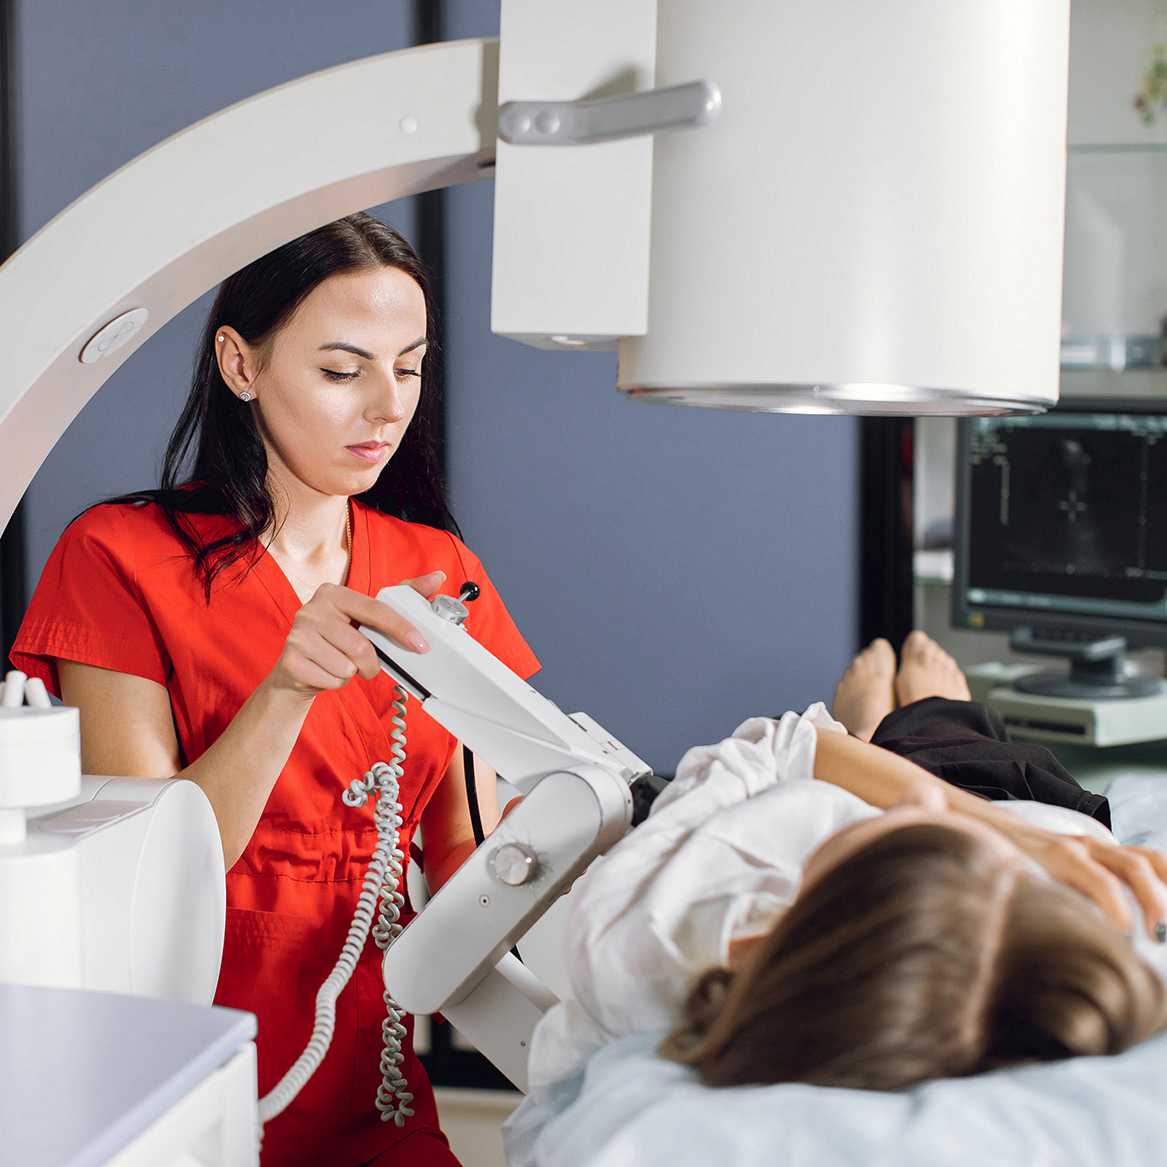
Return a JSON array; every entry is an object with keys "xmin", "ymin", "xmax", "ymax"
[{"xmin": 80, "ymin": 308, "xmax": 149, "ymax": 364}]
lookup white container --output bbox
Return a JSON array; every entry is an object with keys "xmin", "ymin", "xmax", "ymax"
[{"xmin": 0, "ymin": 705, "xmax": 81, "ymax": 810}]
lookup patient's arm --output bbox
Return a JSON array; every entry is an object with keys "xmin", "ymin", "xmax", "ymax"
[{"xmin": 813, "ymin": 726, "xmax": 1167, "ymax": 935}]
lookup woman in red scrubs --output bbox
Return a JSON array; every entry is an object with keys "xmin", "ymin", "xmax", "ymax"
[{"xmin": 12, "ymin": 214, "xmax": 538, "ymax": 1166}]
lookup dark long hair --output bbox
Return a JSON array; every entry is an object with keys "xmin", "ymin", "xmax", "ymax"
[
  {"xmin": 120, "ymin": 213, "xmax": 453, "ymax": 596},
  {"xmin": 661, "ymin": 822, "xmax": 1167, "ymax": 1090}
]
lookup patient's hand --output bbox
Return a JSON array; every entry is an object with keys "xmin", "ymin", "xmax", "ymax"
[
  {"xmin": 990, "ymin": 813, "xmax": 1167, "ymax": 936},
  {"xmin": 811, "ymin": 727, "xmax": 1167, "ymax": 936}
]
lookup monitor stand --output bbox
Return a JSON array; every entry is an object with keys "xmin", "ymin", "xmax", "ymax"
[{"xmin": 1008, "ymin": 628, "xmax": 1163, "ymax": 701}]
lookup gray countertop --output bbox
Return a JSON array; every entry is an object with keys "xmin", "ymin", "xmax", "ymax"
[{"xmin": 0, "ymin": 985, "xmax": 256, "ymax": 1167}]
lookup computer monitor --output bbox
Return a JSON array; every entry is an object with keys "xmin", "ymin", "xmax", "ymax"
[{"xmin": 952, "ymin": 399, "xmax": 1167, "ymax": 699}]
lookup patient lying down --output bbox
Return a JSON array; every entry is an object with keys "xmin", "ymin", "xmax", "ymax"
[{"xmin": 529, "ymin": 634, "xmax": 1167, "ymax": 1098}]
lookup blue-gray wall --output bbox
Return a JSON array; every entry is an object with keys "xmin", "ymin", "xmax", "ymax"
[{"xmin": 14, "ymin": 0, "xmax": 859, "ymax": 775}]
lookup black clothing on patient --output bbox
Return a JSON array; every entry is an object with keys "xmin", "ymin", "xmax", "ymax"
[{"xmin": 870, "ymin": 696, "xmax": 1111, "ymax": 829}]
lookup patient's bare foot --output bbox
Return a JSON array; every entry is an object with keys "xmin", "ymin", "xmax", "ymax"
[
  {"xmin": 895, "ymin": 631, "xmax": 971, "ymax": 707},
  {"xmin": 833, "ymin": 639, "xmax": 897, "ymax": 742}
]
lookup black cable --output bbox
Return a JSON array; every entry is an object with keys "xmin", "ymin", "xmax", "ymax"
[
  {"xmin": 463, "ymin": 743, "xmax": 485, "ymax": 848},
  {"xmin": 458, "ymin": 580, "xmax": 486, "ymax": 850}
]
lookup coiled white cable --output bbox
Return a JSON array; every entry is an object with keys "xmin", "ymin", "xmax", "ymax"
[
  {"xmin": 257, "ymin": 684, "xmax": 415, "ymax": 1127},
  {"xmin": 369, "ymin": 690, "xmax": 415, "ymax": 1126}
]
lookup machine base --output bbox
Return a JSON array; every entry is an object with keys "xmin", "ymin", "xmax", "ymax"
[{"xmin": 966, "ymin": 663, "xmax": 1167, "ymax": 747}]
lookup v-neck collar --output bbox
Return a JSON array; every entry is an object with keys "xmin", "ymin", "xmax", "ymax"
[
  {"xmin": 252, "ymin": 500, "xmax": 371, "ymax": 620},
  {"xmin": 247, "ymin": 502, "xmax": 406, "ymax": 803}
]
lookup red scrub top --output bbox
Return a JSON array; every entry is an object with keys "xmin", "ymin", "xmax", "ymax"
[{"xmin": 12, "ymin": 499, "xmax": 540, "ymax": 1167}]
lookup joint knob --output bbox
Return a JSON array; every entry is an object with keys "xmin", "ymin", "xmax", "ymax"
[{"xmin": 493, "ymin": 843, "xmax": 537, "ymax": 887}]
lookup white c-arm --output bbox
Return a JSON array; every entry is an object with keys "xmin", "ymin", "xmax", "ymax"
[{"xmin": 362, "ymin": 585, "xmax": 651, "ymax": 1092}]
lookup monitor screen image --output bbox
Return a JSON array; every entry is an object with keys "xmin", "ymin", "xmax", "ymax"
[{"xmin": 952, "ymin": 401, "xmax": 1167, "ymax": 697}]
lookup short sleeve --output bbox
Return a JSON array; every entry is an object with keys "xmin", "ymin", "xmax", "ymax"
[{"xmin": 10, "ymin": 505, "xmax": 172, "ymax": 695}]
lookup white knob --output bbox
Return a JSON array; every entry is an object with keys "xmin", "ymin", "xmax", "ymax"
[
  {"xmin": 1, "ymin": 671, "xmax": 26, "ymax": 707},
  {"xmin": 493, "ymin": 843, "xmax": 536, "ymax": 887}
]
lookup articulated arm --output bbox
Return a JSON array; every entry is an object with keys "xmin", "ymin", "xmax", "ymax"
[{"xmin": 362, "ymin": 586, "xmax": 650, "ymax": 1089}]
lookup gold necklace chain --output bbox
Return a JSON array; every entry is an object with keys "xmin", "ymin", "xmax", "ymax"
[{"xmin": 345, "ymin": 499, "xmax": 352, "ymax": 554}]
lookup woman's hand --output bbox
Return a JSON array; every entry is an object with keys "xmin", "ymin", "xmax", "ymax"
[
  {"xmin": 267, "ymin": 572, "xmax": 445, "ymax": 700},
  {"xmin": 989, "ymin": 813, "xmax": 1167, "ymax": 936},
  {"xmin": 811, "ymin": 726, "xmax": 1167, "ymax": 937}
]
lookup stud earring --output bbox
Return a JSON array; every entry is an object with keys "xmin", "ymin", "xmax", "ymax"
[
  {"xmin": 217, "ymin": 334, "xmax": 225, "ymax": 343},
  {"xmin": 239, "ymin": 391, "xmax": 252, "ymax": 403}
]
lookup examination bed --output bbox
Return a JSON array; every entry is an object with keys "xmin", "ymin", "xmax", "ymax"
[{"xmin": 504, "ymin": 772, "xmax": 1167, "ymax": 1167}]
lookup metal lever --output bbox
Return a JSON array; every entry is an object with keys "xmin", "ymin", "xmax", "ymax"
[
  {"xmin": 498, "ymin": 79, "xmax": 720, "ymax": 147},
  {"xmin": 430, "ymin": 581, "xmax": 480, "ymax": 627}
]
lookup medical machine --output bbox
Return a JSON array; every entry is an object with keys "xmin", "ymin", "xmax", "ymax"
[
  {"xmin": 952, "ymin": 400, "xmax": 1167, "ymax": 744},
  {"xmin": 0, "ymin": 1, "xmax": 1074, "ymax": 538},
  {"xmin": 255, "ymin": 583, "xmax": 653, "ymax": 1110},
  {"xmin": 251, "ymin": 583, "xmax": 650, "ymax": 1119},
  {"xmin": 0, "ymin": 0, "xmax": 1075, "ymax": 1155},
  {"xmin": 366, "ymin": 587, "xmax": 650, "ymax": 1087}
]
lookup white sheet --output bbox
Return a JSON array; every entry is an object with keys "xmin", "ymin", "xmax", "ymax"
[{"xmin": 505, "ymin": 773, "xmax": 1167, "ymax": 1167}]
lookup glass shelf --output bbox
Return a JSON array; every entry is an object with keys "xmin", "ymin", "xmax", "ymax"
[
  {"xmin": 913, "ymin": 548, "xmax": 953, "ymax": 586},
  {"xmin": 1061, "ymin": 333, "xmax": 1162, "ymax": 370},
  {"xmin": 1068, "ymin": 142, "xmax": 1167, "ymax": 154},
  {"xmin": 1061, "ymin": 144, "xmax": 1167, "ymax": 370}
]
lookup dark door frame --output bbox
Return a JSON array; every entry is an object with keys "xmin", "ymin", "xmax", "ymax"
[{"xmin": 859, "ymin": 417, "xmax": 914, "ymax": 652}]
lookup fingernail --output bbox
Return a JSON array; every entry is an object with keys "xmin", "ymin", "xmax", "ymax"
[
  {"xmin": 406, "ymin": 631, "xmax": 429, "ymax": 653},
  {"xmin": 1156, "ymin": 921, "xmax": 1166, "ymax": 944}
]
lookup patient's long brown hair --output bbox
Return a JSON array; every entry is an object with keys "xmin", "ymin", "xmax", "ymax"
[{"xmin": 660, "ymin": 823, "xmax": 1167, "ymax": 1090}]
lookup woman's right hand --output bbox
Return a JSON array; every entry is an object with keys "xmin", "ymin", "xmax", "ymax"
[
  {"xmin": 983, "ymin": 810, "xmax": 1167, "ymax": 937},
  {"xmin": 267, "ymin": 572, "xmax": 445, "ymax": 700},
  {"xmin": 812, "ymin": 726, "xmax": 1167, "ymax": 936}
]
